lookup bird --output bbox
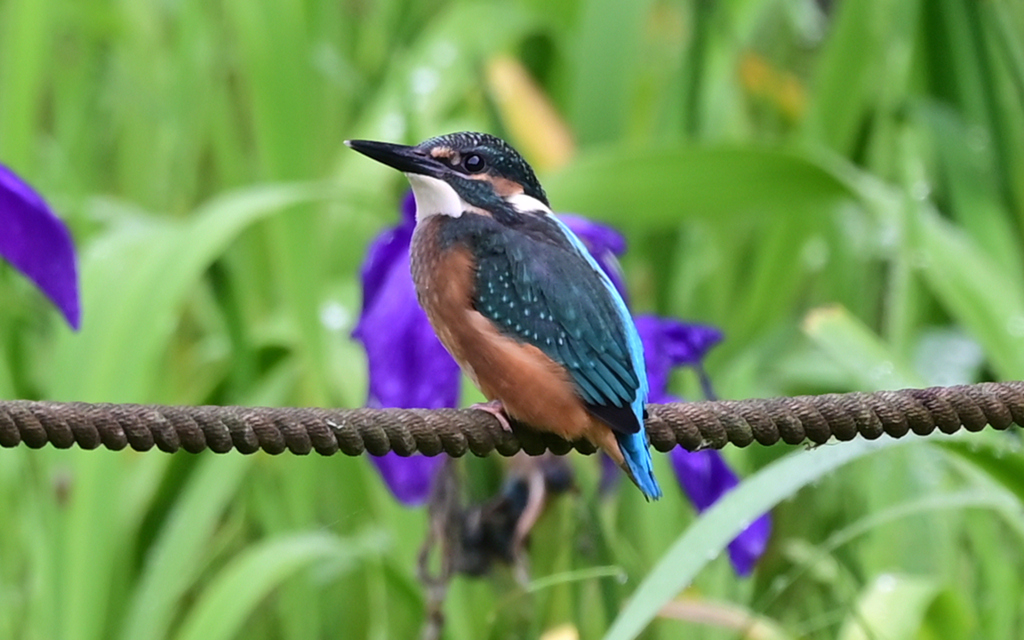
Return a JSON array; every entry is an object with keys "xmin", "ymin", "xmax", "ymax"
[{"xmin": 346, "ymin": 132, "xmax": 662, "ymax": 500}]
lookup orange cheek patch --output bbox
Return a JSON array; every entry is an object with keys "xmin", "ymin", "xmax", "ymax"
[
  {"xmin": 430, "ymin": 146, "xmax": 455, "ymax": 161},
  {"xmin": 490, "ymin": 176, "xmax": 525, "ymax": 198},
  {"xmin": 463, "ymin": 173, "xmax": 524, "ymax": 198}
]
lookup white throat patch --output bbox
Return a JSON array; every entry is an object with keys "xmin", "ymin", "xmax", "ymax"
[
  {"xmin": 507, "ymin": 192, "xmax": 553, "ymax": 216},
  {"xmin": 406, "ymin": 174, "xmax": 469, "ymax": 221}
]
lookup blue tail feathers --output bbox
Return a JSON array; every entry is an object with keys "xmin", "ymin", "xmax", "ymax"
[{"xmin": 616, "ymin": 431, "xmax": 662, "ymax": 500}]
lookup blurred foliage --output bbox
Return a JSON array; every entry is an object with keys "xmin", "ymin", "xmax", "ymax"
[{"xmin": 1, "ymin": 0, "xmax": 1024, "ymax": 638}]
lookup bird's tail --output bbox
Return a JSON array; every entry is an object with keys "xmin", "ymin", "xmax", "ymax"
[{"xmin": 615, "ymin": 431, "xmax": 663, "ymax": 500}]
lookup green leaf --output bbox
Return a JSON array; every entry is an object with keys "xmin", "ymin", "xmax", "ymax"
[
  {"xmin": 772, "ymin": 487, "xmax": 1024, "ymax": 604},
  {"xmin": 545, "ymin": 145, "xmax": 859, "ymax": 229},
  {"xmin": 939, "ymin": 439, "xmax": 1024, "ymax": 506},
  {"xmin": 604, "ymin": 436, "xmax": 906, "ymax": 640},
  {"xmin": 173, "ymin": 530, "xmax": 387, "ymax": 640},
  {"xmin": 50, "ymin": 182, "xmax": 329, "ymax": 402},
  {"xmin": 804, "ymin": 0, "xmax": 920, "ymax": 155},
  {"xmin": 0, "ymin": 343, "xmax": 12, "ymax": 397},
  {"xmin": 919, "ymin": 588, "xmax": 974, "ymax": 640},
  {"xmin": 568, "ymin": 0, "xmax": 654, "ymax": 144},
  {"xmin": 918, "ymin": 103, "xmax": 1023, "ymax": 283},
  {"xmin": 0, "ymin": 0, "xmax": 52, "ymax": 169},
  {"xmin": 803, "ymin": 305, "xmax": 925, "ymax": 390},
  {"xmin": 60, "ymin": 451, "xmax": 129, "ymax": 640},
  {"xmin": 117, "ymin": 454, "xmax": 252, "ymax": 640},
  {"xmin": 912, "ymin": 205, "xmax": 1024, "ymax": 379},
  {"xmin": 837, "ymin": 574, "xmax": 940, "ymax": 640}
]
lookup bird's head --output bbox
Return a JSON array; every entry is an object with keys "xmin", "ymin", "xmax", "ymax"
[{"xmin": 346, "ymin": 132, "xmax": 550, "ymax": 223}]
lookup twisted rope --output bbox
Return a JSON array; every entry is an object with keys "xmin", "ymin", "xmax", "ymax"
[{"xmin": 0, "ymin": 381, "xmax": 1021, "ymax": 457}]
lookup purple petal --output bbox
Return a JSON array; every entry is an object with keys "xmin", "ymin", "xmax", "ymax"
[
  {"xmin": 400, "ymin": 190, "xmax": 416, "ymax": 223},
  {"xmin": 598, "ymin": 452, "xmax": 622, "ymax": 495},
  {"xmin": 372, "ymin": 453, "xmax": 444, "ymax": 506},
  {"xmin": 352, "ymin": 192, "xmax": 462, "ymax": 506},
  {"xmin": 661, "ymin": 322, "xmax": 724, "ymax": 368},
  {"xmin": 0, "ymin": 164, "xmax": 80, "ymax": 329},
  {"xmin": 559, "ymin": 214, "xmax": 626, "ymax": 256},
  {"xmin": 635, "ymin": 316, "xmax": 674, "ymax": 399},
  {"xmin": 357, "ymin": 216, "xmax": 415, "ymax": 319},
  {"xmin": 636, "ymin": 315, "xmax": 723, "ymax": 401},
  {"xmin": 352, "ymin": 234, "xmax": 460, "ymax": 410},
  {"xmin": 670, "ymin": 449, "xmax": 738, "ymax": 512},
  {"xmin": 671, "ymin": 448, "xmax": 771, "ymax": 576},
  {"xmin": 559, "ymin": 214, "xmax": 629, "ymax": 299},
  {"xmin": 727, "ymin": 511, "xmax": 771, "ymax": 577}
]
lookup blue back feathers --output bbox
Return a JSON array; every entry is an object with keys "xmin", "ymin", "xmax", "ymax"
[
  {"xmin": 549, "ymin": 217, "xmax": 662, "ymax": 500},
  {"xmin": 453, "ymin": 212, "xmax": 663, "ymax": 500}
]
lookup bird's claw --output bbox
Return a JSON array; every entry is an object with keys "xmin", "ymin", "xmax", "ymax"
[{"xmin": 472, "ymin": 400, "xmax": 513, "ymax": 432}]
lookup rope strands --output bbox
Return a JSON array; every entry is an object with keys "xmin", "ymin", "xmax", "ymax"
[{"xmin": 0, "ymin": 381, "xmax": 1022, "ymax": 457}]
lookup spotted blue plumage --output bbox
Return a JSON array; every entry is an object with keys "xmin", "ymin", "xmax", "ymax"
[
  {"xmin": 547, "ymin": 217, "xmax": 661, "ymax": 500},
  {"xmin": 453, "ymin": 213, "xmax": 662, "ymax": 500}
]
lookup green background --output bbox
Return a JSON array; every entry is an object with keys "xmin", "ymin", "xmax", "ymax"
[{"xmin": 1, "ymin": 0, "xmax": 1023, "ymax": 638}]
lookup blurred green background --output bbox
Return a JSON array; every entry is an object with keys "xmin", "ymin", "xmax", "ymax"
[{"xmin": 2, "ymin": 0, "xmax": 1024, "ymax": 638}]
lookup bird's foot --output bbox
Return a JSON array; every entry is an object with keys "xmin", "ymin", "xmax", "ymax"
[{"xmin": 471, "ymin": 400, "xmax": 513, "ymax": 432}]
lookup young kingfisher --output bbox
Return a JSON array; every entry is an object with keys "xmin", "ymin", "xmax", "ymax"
[{"xmin": 346, "ymin": 132, "xmax": 662, "ymax": 500}]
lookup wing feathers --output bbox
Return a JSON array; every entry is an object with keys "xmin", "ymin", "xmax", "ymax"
[{"xmin": 472, "ymin": 223, "xmax": 643, "ymax": 435}]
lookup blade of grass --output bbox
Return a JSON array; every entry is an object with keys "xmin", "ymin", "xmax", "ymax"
[
  {"xmin": 50, "ymin": 182, "xmax": 330, "ymax": 402},
  {"xmin": 172, "ymin": 530, "xmax": 387, "ymax": 640},
  {"xmin": 837, "ymin": 574, "xmax": 941, "ymax": 640},
  {"xmin": 117, "ymin": 453, "xmax": 252, "ymax": 640},
  {"xmin": 919, "ymin": 103, "xmax": 1023, "ymax": 283},
  {"xmin": 939, "ymin": 439, "xmax": 1024, "ymax": 506},
  {"xmin": 0, "ymin": 342, "xmax": 12, "ymax": 397},
  {"xmin": 912, "ymin": 204, "xmax": 1024, "ymax": 379},
  {"xmin": 659, "ymin": 597, "xmax": 793, "ymax": 640},
  {"xmin": 604, "ymin": 436, "xmax": 906, "ymax": 640},
  {"xmin": 762, "ymin": 486, "xmax": 1024, "ymax": 612},
  {"xmin": 546, "ymin": 145, "xmax": 858, "ymax": 229},
  {"xmin": 60, "ymin": 451, "xmax": 128, "ymax": 640},
  {"xmin": 803, "ymin": 0, "xmax": 918, "ymax": 156},
  {"xmin": 731, "ymin": 217, "xmax": 820, "ymax": 348},
  {"xmin": 568, "ymin": 0, "xmax": 654, "ymax": 144},
  {"xmin": 0, "ymin": 0, "xmax": 52, "ymax": 169},
  {"xmin": 802, "ymin": 305, "xmax": 924, "ymax": 390}
]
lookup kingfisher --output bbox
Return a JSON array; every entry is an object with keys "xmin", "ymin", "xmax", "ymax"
[{"xmin": 346, "ymin": 132, "xmax": 662, "ymax": 500}]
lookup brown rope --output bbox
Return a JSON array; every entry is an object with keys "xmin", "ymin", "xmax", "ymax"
[{"xmin": 0, "ymin": 381, "xmax": 1021, "ymax": 457}]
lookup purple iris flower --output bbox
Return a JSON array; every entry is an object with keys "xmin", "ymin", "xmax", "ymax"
[
  {"xmin": 635, "ymin": 316, "xmax": 771, "ymax": 576},
  {"xmin": 351, "ymin": 192, "xmax": 459, "ymax": 506},
  {"xmin": 0, "ymin": 164, "xmax": 80, "ymax": 329}
]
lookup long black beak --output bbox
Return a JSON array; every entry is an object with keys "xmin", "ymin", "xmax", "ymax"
[{"xmin": 345, "ymin": 139, "xmax": 441, "ymax": 177}]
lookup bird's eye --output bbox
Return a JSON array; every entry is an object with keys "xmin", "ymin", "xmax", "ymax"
[{"xmin": 463, "ymin": 153, "xmax": 486, "ymax": 173}]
